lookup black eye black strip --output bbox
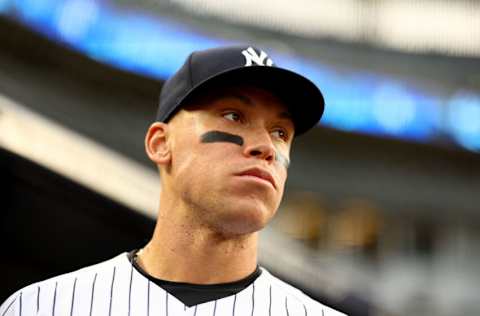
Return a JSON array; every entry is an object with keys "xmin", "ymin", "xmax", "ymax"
[
  {"xmin": 275, "ymin": 151, "xmax": 290, "ymax": 169},
  {"xmin": 200, "ymin": 130, "xmax": 244, "ymax": 146},
  {"xmin": 200, "ymin": 130, "xmax": 290, "ymax": 169}
]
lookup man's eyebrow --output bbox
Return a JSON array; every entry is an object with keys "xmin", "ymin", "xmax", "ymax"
[
  {"xmin": 225, "ymin": 93, "xmax": 254, "ymax": 106},
  {"xmin": 278, "ymin": 111, "xmax": 292, "ymax": 120},
  {"xmin": 224, "ymin": 93, "xmax": 293, "ymax": 120}
]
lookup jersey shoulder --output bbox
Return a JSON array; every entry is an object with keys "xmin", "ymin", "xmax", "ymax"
[
  {"xmin": 260, "ymin": 267, "xmax": 347, "ymax": 316},
  {"xmin": 0, "ymin": 252, "xmax": 127, "ymax": 316}
]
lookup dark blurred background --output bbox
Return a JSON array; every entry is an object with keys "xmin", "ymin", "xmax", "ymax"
[{"xmin": 1, "ymin": 1, "xmax": 479, "ymax": 315}]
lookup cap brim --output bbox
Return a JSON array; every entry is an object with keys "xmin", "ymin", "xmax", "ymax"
[{"xmin": 181, "ymin": 66, "xmax": 325, "ymax": 136}]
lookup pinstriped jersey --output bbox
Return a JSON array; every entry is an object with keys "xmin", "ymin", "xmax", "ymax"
[{"xmin": 0, "ymin": 253, "xmax": 346, "ymax": 316}]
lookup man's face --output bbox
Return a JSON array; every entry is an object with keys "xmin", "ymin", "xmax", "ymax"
[{"xmin": 164, "ymin": 86, "xmax": 294, "ymax": 236}]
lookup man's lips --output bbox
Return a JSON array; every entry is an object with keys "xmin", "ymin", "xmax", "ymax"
[{"xmin": 236, "ymin": 167, "xmax": 276, "ymax": 189}]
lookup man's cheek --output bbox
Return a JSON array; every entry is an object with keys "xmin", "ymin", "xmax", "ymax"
[{"xmin": 275, "ymin": 150, "xmax": 290, "ymax": 169}]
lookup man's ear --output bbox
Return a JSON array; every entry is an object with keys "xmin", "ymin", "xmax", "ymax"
[{"xmin": 145, "ymin": 122, "xmax": 171, "ymax": 165}]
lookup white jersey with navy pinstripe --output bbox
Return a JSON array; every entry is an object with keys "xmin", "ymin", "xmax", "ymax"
[{"xmin": 0, "ymin": 253, "xmax": 346, "ymax": 316}]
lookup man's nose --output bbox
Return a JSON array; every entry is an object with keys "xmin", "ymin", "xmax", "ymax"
[{"xmin": 243, "ymin": 132, "xmax": 276, "ymax": 163}]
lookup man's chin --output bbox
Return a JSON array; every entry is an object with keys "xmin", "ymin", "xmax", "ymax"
[{"xmin": 211, "ymin": 205, "xmax": 275, "ymax": 237}]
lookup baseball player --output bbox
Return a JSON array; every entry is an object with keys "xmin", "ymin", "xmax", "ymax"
[{"xmin": 0, "ymin": 45, "xmax": 346, "ymax": 316}]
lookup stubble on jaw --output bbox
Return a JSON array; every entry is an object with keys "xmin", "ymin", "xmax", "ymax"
[{"xmin": 179, "ymin": 188, "xmax": 271, "ymax": 238}]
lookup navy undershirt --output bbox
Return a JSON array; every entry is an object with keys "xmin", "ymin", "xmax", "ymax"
[{"xmin": 127, "ymin": 249, "xmax": 262, "ymax": 307}]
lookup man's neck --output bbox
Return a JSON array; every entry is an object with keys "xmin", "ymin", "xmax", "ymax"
[{"xmin": 136, "ymin": 205, "xmax": 259, "ymax": 284}]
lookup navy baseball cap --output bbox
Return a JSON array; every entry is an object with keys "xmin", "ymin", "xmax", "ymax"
[{"xmin": 156, "ymin": 45, "xmax": 325, "ymax": 136}]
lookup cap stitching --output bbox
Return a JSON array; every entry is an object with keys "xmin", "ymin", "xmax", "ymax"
[{"xmin": 187, "ymin": 52, "xmax": 195, "ymax": 89}]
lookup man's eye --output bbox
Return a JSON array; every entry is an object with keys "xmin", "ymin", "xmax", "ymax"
[
  {"xmin": 271, "ymin": 129, "xmax": 288, "ymax": 141},
  {"xmin": 223, "ymin": 112, "xmax": 241, "ymax": 122}
]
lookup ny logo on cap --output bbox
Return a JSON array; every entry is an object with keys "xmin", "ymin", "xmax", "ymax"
[{"xmin": 241, "ymin": 47, "xmax": 273, "ymax": 67}]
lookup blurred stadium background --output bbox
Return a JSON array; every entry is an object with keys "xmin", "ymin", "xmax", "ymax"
[{"xmin": 1, "ymin": 0, "xmax": 480, "ymax": 315}]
